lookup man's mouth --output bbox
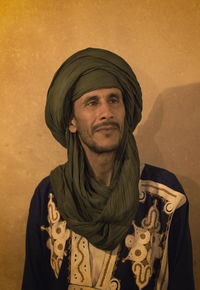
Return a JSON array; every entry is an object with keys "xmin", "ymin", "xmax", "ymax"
[
  {"xmin": 93, "ymin": 122, "xmax": 119, "ymax": 134},
  {"xmin": 95, "ymin": 125, "xmax": 117, "ymax": 132}
]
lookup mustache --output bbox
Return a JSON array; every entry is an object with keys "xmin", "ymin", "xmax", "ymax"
[{"xmin": 92, "ymin": 121, "xmax": 120, "ymax": 134}]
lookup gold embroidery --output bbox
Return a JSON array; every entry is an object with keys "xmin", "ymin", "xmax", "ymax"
[
  {"xmin": 70, "ymin": 231, "xmax": 120, "ymax": 289},
  {"xmin": 142, "ymin": 200, "xmax": 160, "ymax": 231},
  {"xmin": 141, "ymin": 184, "xmax": 177, "ymax": 198},
  {"xmin": 96, "ymin": 246, "xmax": 120, "ymax": 289},
  {"xmin": 70, "ymin": 233, "xmax": 92, "ymax": 286},
  {"xmin": 139, "ymin": 180, "xmax": 187, "ymax": 215},
  {"xmin": 41, "ymin": 193, "xmax": 70, "ymax": 278},
  {"xmin": 108, "ymin": 278, "xmax": 121, "ymax": 290},
  {"xmin": 133, "ymin": 263, "xmax": 152, "ymax": 287},
  {"xmin": 77, "ymin": 237, "xmax": 85, "ymax": 282},
  {"xmin": 99, "ymin": 252, "xmax": 112, "ymax": 287},
  {"xmin": 123, "ymin": 200, "xmax": 163, "ymax": 290},
  {"xmin": 138, "ymin": 179, "xmax": 186, "ymax": 289},
  {"xmin": 139, "ymin": 190, "xmax": 147, "ymax": 203}
]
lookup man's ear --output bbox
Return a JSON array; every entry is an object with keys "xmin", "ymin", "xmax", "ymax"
[{"xmin": 69, "ymin": 118, "xmax": 77, "ymax": 133}]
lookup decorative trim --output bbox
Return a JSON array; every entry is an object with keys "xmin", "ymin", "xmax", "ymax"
[
  {"xmin": 40, "ymin": 193, "xmax": 70, "ymax": 278},
  {"xmin": 70, "ymin": 232, "xmax": 92, "ymax": 286},
  {"xmin": 135, "ymin": 179, "xmax": 186, "ymax": 289},
  {"xmin": 139, "ymin": 180, "xmax": 186, "ymax": 214},
  {"xmin": 70, "ymin": 231, "xmax": 120, "ymax": 289},
  {"xmin": 96, "ymin": 246, "xmax": 119, "ymax": 289},
  {"xmin": 123, "ymin": 199, "xmax": 164, "ymax": 290}
]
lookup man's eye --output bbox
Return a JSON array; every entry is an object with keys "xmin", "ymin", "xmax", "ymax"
[
  {"xmin": 87, "ymin": 101, "xmax": 98, "ymax": 106},
  {"xmin": 109, "ymin": 98, "xmax": 119, "ymax": 104}
]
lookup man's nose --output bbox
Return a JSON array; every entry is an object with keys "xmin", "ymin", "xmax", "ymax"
[{"xmin": 99, "ymin": 102, "xmax": 113, "ymax": 120}]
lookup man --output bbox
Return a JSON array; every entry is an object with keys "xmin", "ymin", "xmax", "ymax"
[{"xmin": 22, "ymin": 48, "xmax": 194, "ymax": 289}]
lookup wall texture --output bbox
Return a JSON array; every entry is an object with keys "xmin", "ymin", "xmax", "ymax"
[{"xmin": 0, "ymin": 0, "xmax": 199, "ymax": 289}]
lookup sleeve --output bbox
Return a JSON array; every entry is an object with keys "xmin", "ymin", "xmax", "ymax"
[
  {"xmin": 168, "ymin": 199, "xmax": 195, "ymax": 290},
  {"xmin": 21, "ymin": 184, "xmax": 48, "ymax": 290}
]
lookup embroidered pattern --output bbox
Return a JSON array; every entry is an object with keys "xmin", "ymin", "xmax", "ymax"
[
  {"xmin": 41, "ymin": 193, "xmax": 70, "ymax": 278},
  {"xmin": 139, "ymin": 180, "xmax": 186, "ymax": 215},
  {"xmin": 108, "ymin": 278, "xmax": 121, "ymax": 289},
  {"xmin": 70, "ymin": 231, "xmax": 120, "ymax": 289},
  {"xmin": 137, "ymin": 179, "xmax": 187, "ymax": 289},
  {"xmin": 138, "ymin": 182, "xmax": 147, "ymax": 203},
  {"xmin": 123, "ymin": 200, "xmax": 163, "ymax": 290},
  {"xmin": 70, "ymin": 232, "xmax": 92, "ymax": 286},
  {"xmin": 95, "ymin": 246, "xmax": 120, "ymax": 290}
]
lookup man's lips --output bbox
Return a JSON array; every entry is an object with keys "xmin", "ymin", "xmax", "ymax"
[{"xmin": 95, "ymin": 125, "xmax": 117, "ymax": 132}]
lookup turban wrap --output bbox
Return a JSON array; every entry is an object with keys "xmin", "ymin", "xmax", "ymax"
[{"xmin": 45, "ymin": 48, "xmax": 142, "ymax": 250}]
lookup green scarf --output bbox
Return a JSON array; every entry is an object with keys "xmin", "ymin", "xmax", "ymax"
[{"xmin": 45, "ymin": 48, "xmax": 142, "ymax": 250}]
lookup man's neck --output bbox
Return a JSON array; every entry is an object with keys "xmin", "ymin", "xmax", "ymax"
[{"xmin": 83, "ymin": 146, "xmax": 116, "ymax": 186}]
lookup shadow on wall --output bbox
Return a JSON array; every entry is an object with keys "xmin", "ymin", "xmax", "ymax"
[
  {"xmin": 135, "ymin": 82, "xmax": 200, "ymax": 288},
  {"xmin": 136, "ymin": 82, "xmax": 200, "ymax": 175}
]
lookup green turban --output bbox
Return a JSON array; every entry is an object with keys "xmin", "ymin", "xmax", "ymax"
[
  {"xmin": 45, "ymin": 48, "xmax": 143, "ymax": 251},
  {"xmin": 45, "ymin": 47, "xmax": 142, "ymax": 148}
]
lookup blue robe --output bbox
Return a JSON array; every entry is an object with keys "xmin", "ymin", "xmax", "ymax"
[{"xmin": 22, "ymin": 164, "xmax": 194, "ymax": 290}]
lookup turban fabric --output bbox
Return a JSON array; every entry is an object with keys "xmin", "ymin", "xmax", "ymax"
[
  {"xmin": 45, "ymin": 48, "xmax": 142, "ymax": 250},
  {"xmin": 45, "ymin": 47, "xmax": 142, "ymax": 148}
]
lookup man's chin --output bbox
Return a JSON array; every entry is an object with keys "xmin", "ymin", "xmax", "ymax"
[{"xmin": 88, "ymin": 143, "xmax": 120, "ymax": 154}]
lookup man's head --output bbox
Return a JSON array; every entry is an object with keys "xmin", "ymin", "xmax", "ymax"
[
  {"xmin": 69, "ymin": 87, "xmax": 125, "ymax": 154},
  {"xmin": 45, "ymin": 47, "xmax": 142, "ymax": 149}
]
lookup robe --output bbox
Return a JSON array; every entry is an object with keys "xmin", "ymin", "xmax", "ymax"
[{"xmin": 22, "ymin": 164, "xmax": 194, "ymax": 290}]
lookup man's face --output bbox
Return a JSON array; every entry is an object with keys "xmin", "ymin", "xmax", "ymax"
[{"xmin": 69, "ymin": 88, "xmax": 125, "ymax": 153}]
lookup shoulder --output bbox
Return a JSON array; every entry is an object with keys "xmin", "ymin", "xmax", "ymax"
[
  {"xmin": 36, "ymin": 175, "xmax": 52, "ymax": 189},
  {"xmin": 28, "ymin": 176, "xmax": 55, "ymax": 225},
  {"xmin": 140, "ymin": 163, "xmax": 184, "ymax": 194},
  {"xmin": 140, "ymin": 164, "xmax": 187, "ymax": 212},
  {"xmin": 33, "ymin": 176, "xmax": 53, "ymax": 197},
  {"xmin": 29, "ymin": 176, "xmax": 53, "ymax": 210}
]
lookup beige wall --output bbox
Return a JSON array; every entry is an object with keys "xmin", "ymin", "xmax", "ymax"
[{"xmin": 0, "ymin": 0, "xmax": 199, "ymax": 289}]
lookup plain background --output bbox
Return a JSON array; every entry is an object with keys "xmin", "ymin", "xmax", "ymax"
[{"xmin": 0, "ymin": 0, "xmax": 199, "ymax": 289}]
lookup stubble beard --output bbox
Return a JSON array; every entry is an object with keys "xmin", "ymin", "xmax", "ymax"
[
  {"xmin": 76, "ymin": 120, "xmax": 124, "ymax": 154},
  {"xmin": 78, "ymin": 130, "xmax": 123, "ymax": 154}
]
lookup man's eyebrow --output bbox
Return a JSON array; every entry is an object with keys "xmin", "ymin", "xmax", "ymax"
[
  {"xmin": 82, "ymin": 95, "xmax": 99, "ymax": 104},
  {"xmin": 107, "ymin": 93, "xmax": 121, "ymax": 98},
  {"xmin": 82, "ymin": 92, "xmax": 122, "ymax": 105}
]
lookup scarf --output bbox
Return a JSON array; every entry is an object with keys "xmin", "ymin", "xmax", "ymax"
[{"xmin": 45, "ymin": 48, "xmax": 142, "ymax": 250}]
